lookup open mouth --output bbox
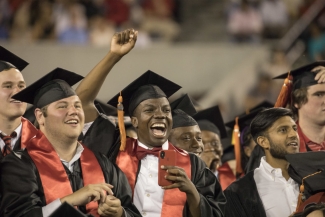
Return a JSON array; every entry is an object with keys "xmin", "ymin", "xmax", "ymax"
[
  {"xmin": 150, "ymin": 123, "xmax": 166, "ymax": 138},
  {"xmin": 10, "ymin": 100, "xmax": 23, "ymax": 104},
  {"xmin": 287, "ymin": 142, "xmax": 298, "ymax": 147},
  {"xmin": 65, "ymin": 119, "xmax": 79, "ymax": 126}
]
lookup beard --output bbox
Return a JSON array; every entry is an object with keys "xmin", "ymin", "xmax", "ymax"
[{"xmin": 268, "ymin": 136, "xmax": 288, "ymax": 160}]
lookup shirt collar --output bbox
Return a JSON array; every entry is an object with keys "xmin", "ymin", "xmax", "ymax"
[
  {"xmin": 0, "ymin": 122, "xmax": 22, "ymax": 138},
  {"xmin": 260, "ymin": 156, "xmax": 283, "ymax": 180},
  {"xmin": 138, "ymin": 140, "xmax": 169, "ymax": 150},
  {"xmin": 60, "ymin": 143, "xmax": 84, "ymax": 167}
]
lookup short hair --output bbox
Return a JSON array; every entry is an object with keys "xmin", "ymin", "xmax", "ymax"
[
  {"xmin": 0, "ymin": 61, "xmax": 17, "ymax": 71},
  {"xmin": 34, "ymin": 105, "xmax": 48, "ymax": 129},
  {"xmin": 250, "ymin": 107, "xmax": 294, "ymax": 144},
  {"xmin": 291, "ymin": 87, "xmax": 308, "ymax": 117}
]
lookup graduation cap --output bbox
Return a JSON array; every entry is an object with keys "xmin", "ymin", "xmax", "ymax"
[
  {"xmin": 107, "ymin": 70, "xmax": 181, "ymax": 151},
  {"xmin": 0, "ymin": 46, "xmax": 29, "ymax": 71},
  {"xmin": 273, "ymin": 61, "xmax": 325, "ymax": 107},
  {"xmin": 95, "ymin": 99, "xmax": 116, "ymax": 116},
  {"xmin": 286, "ymin": 151, "xmax": 325, "ymax": 212},
  {"xmin": 49, "ymin": 202, "xmax": 88, "ymax": 217},
  {"xmin": 170, "ymin": 94, "xmax": 198, "ymax": 129},
  {"xmin": 12, "ymin": 68, "xmax": 84, "ymax": 108},
  {"xmin": 193, "ymin": 105, "xmax": 227, "ymax": 139},
  {"xmin": 107, "ymin": 70, "xmax": 181, "ymax": 116},
  {"xmin": 225, "ymin": 101, "xmax": 274, "ymax": 134}
]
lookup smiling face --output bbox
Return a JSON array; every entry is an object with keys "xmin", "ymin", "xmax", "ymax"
[
  {"xmin": 297, "ymin": 83, "xmax": 325, "ymax": 125},
  {"xmin": 200, "ymin": 130, "xmax": 223, "ymax": 168},
  {"xmin": 0, "ymin": 68, "xmax": 27, "ymax": 120},
  {"xmin": 131, "ymin": 97, "xmax": 172, "ymax": 148},
  {"xmin": 169, "ymin": 125, "xmax": 204, "ymax": 156},
  {"xmin": 259, "ymin": 116, "xmax": 299, "ymax": 160},
  {"xmin": 36, "ymin": 95, "xmax": 85, "ymax": 142}
]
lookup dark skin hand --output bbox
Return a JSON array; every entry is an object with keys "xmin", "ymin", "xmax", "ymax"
[{"xmin": 161, "ymin": 165, "xmax": 201, "ymax": 217}]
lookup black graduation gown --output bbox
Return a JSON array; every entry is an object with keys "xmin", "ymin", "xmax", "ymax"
[
  {"xmin": 185, "ymin": 153, "xmax": 226, "ymax": 217},
  {"xmin": 80, "ymin": 113, "xmax": 120, "ymax": 161},
  {"xmin": 223, "ymin": 171, "xmax": 267, "ymax": 217},
  {"xmin": 0, "ymin": 150, "xmax": 141, "ymax": 217}
]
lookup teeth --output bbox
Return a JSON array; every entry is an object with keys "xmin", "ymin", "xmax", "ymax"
[
  {"xmin": 151, "ymin": 123, "xmax": 165, "ymax": 128},
  {"xmin": 66, "ymin": 120, "xmax": 78, "ymax": 124}
]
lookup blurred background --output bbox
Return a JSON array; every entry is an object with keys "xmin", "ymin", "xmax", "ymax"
[{"xmin": 1, "ymin": 0, "xmax": 325, "ymax": 122}]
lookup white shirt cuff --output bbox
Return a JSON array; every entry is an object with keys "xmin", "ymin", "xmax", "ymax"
[{"xmin": 42, "ymin": 199, "xmax": 62, "ymax": 217}]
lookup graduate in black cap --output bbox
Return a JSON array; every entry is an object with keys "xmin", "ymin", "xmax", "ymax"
[
  {"xmin": 223, "ymin": 107, "xmax": 300, "ymax": 217},
  {"xmin": 225, "ymin": 101, "xmax": 274, "ymax": 174},
  {"xmin": 192, "ymin": 106, "xmax": 227, "ymax": 176},
  {"xmin": 0, "ymin": 68, "xmax": 141, "ymax": 217},
  {"xmin": 0, "ymin": 46, "xmax": 38, "ymax": 161},
  {"xmin": 75, "ymin": 29, "xmax": 137, "ymax": 159},
  {"xmin": 274, "ymin": 61, "xmax": 325, "ymax": 152},
  {"xmin": 168, "ymin": 94, "xmax": 204, "ymax": 156},
  {"xmin": 107, "ymin": 70, "xmax": 225, "ymax": 217}
]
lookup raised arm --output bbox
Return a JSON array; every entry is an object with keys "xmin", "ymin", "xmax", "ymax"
[{"xmin": 76, "ymin": 29, "xmax": 138, "ymax": 123}]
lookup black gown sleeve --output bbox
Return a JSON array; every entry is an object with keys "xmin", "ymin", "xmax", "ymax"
[
  {"xmin": 223, "ymin": 172, "xmax": 267, "ymax": 217},
  {"xmin": 0, "ymin": 150, "xmax": 44, "ymax": 217},
  {"xmin": 182, "ymin": 154, "xmax": 226, "ymax": 217},
  {"xmin": 96, "ymin": 153, "xmax": 141, "ymax": 217}
]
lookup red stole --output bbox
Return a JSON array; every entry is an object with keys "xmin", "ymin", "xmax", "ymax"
[
  {"xmin": 27, "ymin": 131, "xmax": 105, "ymax": 217},
  {"xmin": 116, "ymin": 138, "xmax": 191, "ymax": 217},
  {"xmin": 217, "ymin": 162, "xmax": 236, "ymax": 190},
  {"xmin": 296, "ymin": 192, "xmax": 325, "ymax": 213},
  {"xmin": 20, "ymin": 117, "xmax": 38, "ymax": 149}
]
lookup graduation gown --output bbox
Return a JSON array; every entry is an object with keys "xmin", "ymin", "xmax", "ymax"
[
  {"xmin": 0, "ymin": 140, "xmax": 141, "ymax": 217},
  {"xmin": 116, "ymin": 138, "xmax": 226, "ymax": 217},
  {"xmin": 0, "ymin": 117, "xmax": 38, "ymax": 162},
  {"xmin": 80, "ymin": 113, "xmax": 120, "ymax": 161},
  {"xmin": 223, "ymin": 171, "xmax": 267, "ymax": 217}
]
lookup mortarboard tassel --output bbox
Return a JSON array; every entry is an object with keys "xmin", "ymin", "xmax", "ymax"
[
  {"xmin": 274, "ymin": 72, "xmax": 293, "ymax": 108},
  {"xmin": 295, "ymin": 170, "xmax": 322, "ymax": 213},
  {"xmin": 117, "ymin": 92, "xmax": 126, "ymax": 151},
  {"xmin": 232, "ymin": 117, "xmax": 243, "ymax": 176}
]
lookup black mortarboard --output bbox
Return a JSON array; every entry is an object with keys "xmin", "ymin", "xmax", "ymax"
[
  {"xmin": 170, "ymin": 94, "xmax": 197, "ymax": 116},
  {"xmin": 225, "ymin": 101, "xmax": 274, "ymax": 131},
  {"xmin": 170, "ymin": 94, "xmax": 198, "ymax": 129},
  {"xmin": 286, "ymin": 151, "xmax": 325, "ymax": 196},
  {"xmin": 0, "ymin": 46, "xmax": 29, "ymax": 71},
  {"xmin": 49, "ymin": 202, "xmax": 88, "ymax": 217},
  {"xmin": 193, "ymin": 105, "xmax": 227, "ymax": 139},
  {"xmin": 12, "ymin": 68, "xmax": 84, "ymax": 108},
  {"xmin": 107, "ymin": 70, "xmax": 181, "ymax": 116},
  {"xmin": 273, "ymin": 61, "xmax": 325, "ymax": 90},
  {"xmin": 95, "ymin": 99, "xmax": 116, "ymax": 116}
]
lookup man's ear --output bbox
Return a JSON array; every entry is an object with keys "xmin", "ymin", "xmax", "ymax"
[
  {"xmin": 131, "ymin": 116, "xmax": 138, "ymax": 128},
  {"xmin": 35, "ymin": 108, "xmax": 45, "ymax": 126},
  {"xmin": 257, "ymin": 135, "xmax": 270, "ymax": 150},
  {"xmin": 294, "ymin": 103, "xmax": 299, "ymax": 109}
]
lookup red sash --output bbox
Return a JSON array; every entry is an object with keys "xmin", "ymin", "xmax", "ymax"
[
  {"xmin": 217, "ymin": 162, "xmax": 236, "ymax": 190},
  {"xmin": 116, "ymin": 138, "xmax": 191, "ymax": 217},
  {"xmin": 27, "ymin": 131, "xmax": 105, "ymax": 217},
  {"xmin": 20, "ymin": 117, "xmax": 38, "ymax": 149},
  {"xmin": 296, "ymin": 192, "xmax": 325, "ymax": 213}
]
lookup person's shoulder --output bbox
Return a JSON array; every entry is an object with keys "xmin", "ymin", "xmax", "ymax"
[{"xmin": 226, "ymin": 170, "xmax": 255, "ymax": 192}]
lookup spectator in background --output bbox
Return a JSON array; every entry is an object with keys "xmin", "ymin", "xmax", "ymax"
[
  {"xmin": 0, "ymin": 0, "xmax": 12, "ymax": 40},
  {"xmin": 307, "ymin": 23, "xmax": 325, "ymax": 61},
  {"xmin": 227, "ymin": 0, "xmax": 263, "ymax": 43},
  {"xmin": 103, "ymin": 0, "xmax": 131, "ymax": 28},
  {"xmin": 89, "ymin": 15, "xmax": 115, "ymax": 46},
  {"xmin": 140, "ymin": 0, "xmax": 181, "ymax": 42},
  {"xmin": 54, "ymin": 1, "xmax": 88, "ymax": 44},
  {"xmin": 260, "ymin": 0, "xmax": 289, "ymax": 39}
]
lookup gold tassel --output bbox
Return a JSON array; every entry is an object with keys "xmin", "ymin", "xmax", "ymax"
[
  {"xmin": 233, "ymin": 117, "xmax": 243, "ymax": 175},
  {"xmin": 117, "ymin": 92, "xmax": 126, "ymax": 151},
  {"xmin": 274, "ymin": 72, "xmax": 293, "ymax": 108}
]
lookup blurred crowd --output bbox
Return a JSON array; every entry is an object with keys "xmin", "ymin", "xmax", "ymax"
[{"xmin": 0, "ymin": 0, "xmax": 182, "ymax": 46}]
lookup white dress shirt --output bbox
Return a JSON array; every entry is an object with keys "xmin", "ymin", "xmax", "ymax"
[
  {"xmin": 42, "ymin": 143, "xmax": 84, "ymax": 217},
  {"xmin": 133, "ymin": 140, "xmax": 169, "ymax": 217},
  {"xmin": 254, "ymin": 157, "xmax": 299, "ymax": 217},
  {"xmin": 0, "ymin": 123, "xmax": 22, "ymax": 151}
]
